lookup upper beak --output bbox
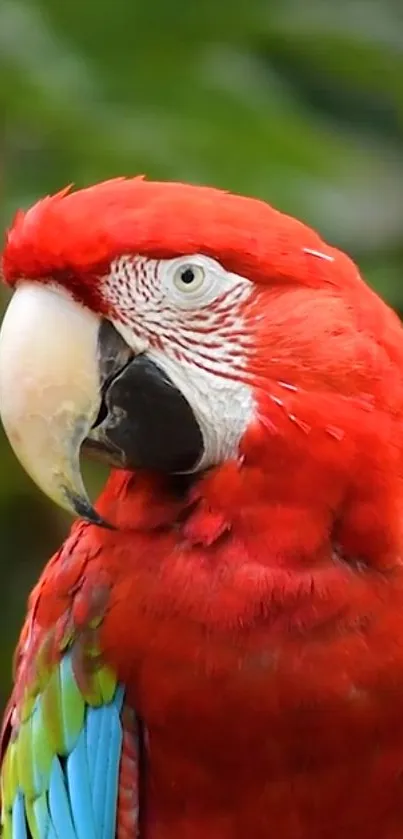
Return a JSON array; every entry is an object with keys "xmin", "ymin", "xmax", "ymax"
[{"xmin": 0, "ymin": 283, "xmax": 112, "ymax": 523}]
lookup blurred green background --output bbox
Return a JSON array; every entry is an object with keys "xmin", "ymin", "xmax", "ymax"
[{"xmin": 0, "ymin": 0, "xmax": 402, "ymax": 710}]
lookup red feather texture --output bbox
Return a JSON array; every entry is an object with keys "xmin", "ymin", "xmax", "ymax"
[
  {"xmin": 1, "ymin": 177, "xmax": 366, "ymax": 297},
  {"xmin": 3, "ymin": 179, "xmax": 403, "ymax": 837}
]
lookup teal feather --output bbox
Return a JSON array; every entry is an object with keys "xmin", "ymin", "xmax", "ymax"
[
  {"xmin": 66, "ymin": 728, "xmax": 97, "ymax": 839},
  {"xmin": 91, "ymin": 694, "xmax": 123, "ymax": 835},
  {"xmin": 12, "ymin": 793, "xmax": 28, "ymax": 839},
  {"xmin": 91, "ymin": 686, "xmax": 124, "ymax": 839},
  {"xmin": 101, "ymin": 691, "xmax": 124, "ymax": 839},
  {"xmin": 47, "ymin": 758, "xmax": 76, "ymax": 839},
  {"xmin": 32, "ymin": 792, "xmax": 50, "ymax": 838},
  {"xmin": 85, "ymin": 705, "xmax": 102, "ymax": 769}
]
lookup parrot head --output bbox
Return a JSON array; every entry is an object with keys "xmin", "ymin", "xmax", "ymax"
[{"xmin": 1, "ymin": 177, "xmax": 403, "ymax": 569}]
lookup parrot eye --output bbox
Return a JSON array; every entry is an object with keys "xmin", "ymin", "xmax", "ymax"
[{"xmin": 172, "ymin": 264, "xmax": 206, "ymax": 294}]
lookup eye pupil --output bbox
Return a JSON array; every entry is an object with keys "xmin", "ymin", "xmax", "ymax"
[{"xmin": 180, "ymin": 268, "xmax": 195, "ymax": 285}]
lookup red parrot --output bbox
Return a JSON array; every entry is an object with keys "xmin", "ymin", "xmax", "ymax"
[{"xmin": 1, "ymin": 177, "xmax": 403, "ymax": 839}]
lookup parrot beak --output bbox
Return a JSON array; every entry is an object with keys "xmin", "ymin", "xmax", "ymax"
[
  {"xmin": 0, "ymin": 283, "xmax": 114, "ymax": 524},
  {"xmin": 0, "ymin": 282, "xmax": 204, "ymax": 524}
]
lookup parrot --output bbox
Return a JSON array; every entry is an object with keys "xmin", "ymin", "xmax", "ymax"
[{"xmin": 1, "ymin": 177, "xmax": 403, "ymax": 839}]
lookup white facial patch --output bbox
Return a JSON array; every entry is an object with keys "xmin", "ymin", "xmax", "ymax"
[{"xmin": 103, "ymin": 253, "xmax": 256, "ymax": 469}]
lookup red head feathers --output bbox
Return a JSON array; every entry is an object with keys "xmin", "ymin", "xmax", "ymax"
[{"xmin": 2, "ymin": 176, "xmax": 361, "ymax": 293}]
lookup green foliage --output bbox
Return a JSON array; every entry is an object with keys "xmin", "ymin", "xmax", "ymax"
[{"xmin": 0, "ymin": 0, "xmax": 402, "ymax": 708}]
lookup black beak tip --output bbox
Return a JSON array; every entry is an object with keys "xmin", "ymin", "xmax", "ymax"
[{"xmin": 63, "ymin": 488, "xmax": 116, "ymax": 530}]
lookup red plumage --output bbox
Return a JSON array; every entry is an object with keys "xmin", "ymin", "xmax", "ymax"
[
  {"xmin": 2, "ymin": 177, "xmax": 356, "ymax": 291},
  {"xmin": 3, "ymin": 178, "xmax": 403, "ymax": 837}
]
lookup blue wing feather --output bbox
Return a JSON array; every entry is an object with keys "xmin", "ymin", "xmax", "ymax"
[
  {"xmin": 32, "ymin": 793, "xmax": 50, "ymax": 839},
  {"xmin": 99, "ymin": 689, "xmax": 124, "ymax": 839},
  {"xmin": 48, "ymin": 758, "xmax": 77, "ymax": 839},
  {"xmin": 85, "ymin": 707, "xmax": 102, "ymax": 777},
  {"xmin": 91, "ymin": 706, "xmax": 110, "ymax": 831},
  {"xmin": 12, "ymin": 794, "xmax": 28, "ymax": 839},
  {"xmin": 66, "ymin": 727, "xmax": 97, "ymax": 839}
]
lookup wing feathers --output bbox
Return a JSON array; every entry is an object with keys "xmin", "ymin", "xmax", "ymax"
[{"xmin": 2, "ymin": 651, "xmax": 128, "ymax": 839}]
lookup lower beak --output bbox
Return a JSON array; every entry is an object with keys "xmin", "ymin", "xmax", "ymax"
[{"xmin": 0, "ymin": 283, "xmax": 204, "ymax": 524}]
